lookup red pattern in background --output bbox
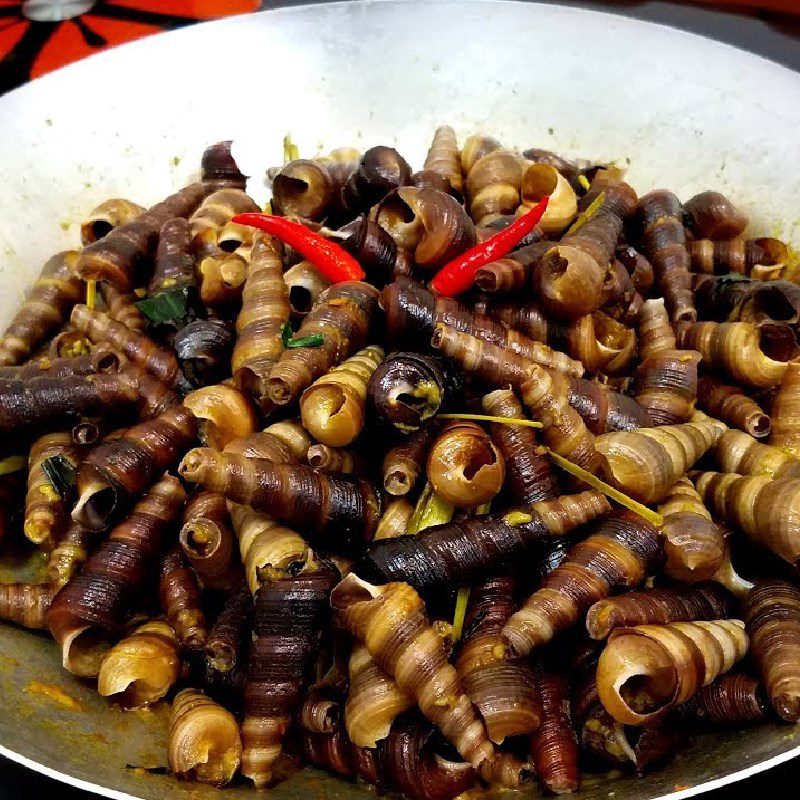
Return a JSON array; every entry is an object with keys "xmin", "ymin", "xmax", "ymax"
[
  {"xmin": 30, "ymin": 16, "xmax": 161, "ymax": 78},
  {"xmin": 112, "ymin": 0, "xmax": 257, "ymax": 15},
  {"xmin": 0, "ymin": 0, "xmax": 259, "ymax": 93}
]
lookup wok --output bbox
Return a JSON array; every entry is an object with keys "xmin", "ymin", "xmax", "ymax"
[{"xmin": 0, "ymin": 2, "xmax": 798, "ymax": 798}]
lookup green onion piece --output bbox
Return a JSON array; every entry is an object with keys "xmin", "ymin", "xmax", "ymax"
[
  {"xmin": 0, "ymin": 455, "xmax": 26, "ymax": 477},
  {"xmin": 283, "ymin": 134, "xmax": 299, "ymax": 164},
  {"xmin": 408, "ymin": 483, "xmax": 454, "ymax": 535},
  {"xmin": 451, "ymin": 587, "xmax": 470, "ymax": 642},
  {"xmin": 134, "ymin": 286, "xmax": 193, "ymax": 325},
  {"xmin": 41, "ymin": 455, "xmax": 77, "ymax": 499},
  {"xmin": 577, "ymin": 174, "xmax": 591, "ymax": 191},
  {"xmin": 565, "ymin": 190, "xmax": 606, "ymax": 236},
  {"xmin": 281, "ymin": 322, "xmax": 293, "ymax": 347},
  {"xmin": 286, "ymin": 334, "xmax": 324, "ymax": 349}
]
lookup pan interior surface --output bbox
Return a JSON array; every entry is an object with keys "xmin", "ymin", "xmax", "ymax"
[{"xmin": 0, "ymin": 2, "xmax": 799, "ymax": 799}]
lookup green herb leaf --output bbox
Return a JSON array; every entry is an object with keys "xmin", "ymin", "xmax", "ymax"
[
  {"xmin": 716, "ymin": 272, "xmax": 751, "ymax": 287},
  {"xmin": 287, "ymin": 333, "xmax": 324, "ymax": 349},
  {"xmin": 41, "ymin": 455, "xmax": 77, "ymax": 499},
  {"xmin": 281, "ymin": 322, "xmax": 294, "ymax": 347},
  {"xmin": 134, "ymin": 286, "xmax": 195, "ymax": 326}
]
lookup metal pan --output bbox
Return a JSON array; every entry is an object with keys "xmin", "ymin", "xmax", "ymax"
[{"xmin": 0, "ymin": 2, "xmax": 799, "ymax": 798}]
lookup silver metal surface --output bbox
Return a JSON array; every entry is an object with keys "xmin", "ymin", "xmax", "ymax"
[
  {"xmin": 0, "ymin": 2, "xmax": 799, "ymax": 798},
  {"xmin": 1, "ymin": 602, "xmax": 798, "ymax": 800}
]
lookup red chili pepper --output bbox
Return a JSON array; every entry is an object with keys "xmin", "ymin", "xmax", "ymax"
[
  {"xmin": 232, "ymin": 213, "xmax": 366, "ymax": 282},
  {"xmin": 429, "ymin": 196, "xmax": 550, "ymax": 297}
]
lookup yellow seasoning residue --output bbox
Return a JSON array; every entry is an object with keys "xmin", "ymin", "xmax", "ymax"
[
  {"xmin": 38, "ymin": 483, "xmax": 61, "ymax": 501},
  {"xmin": 25, "ymin": 681, "xmax": 84, "ymax": 711},
  {"xmin": 432, "ymin": 619, "xmax": 453, "ymax": 642},
  {"xmin": 503, "ymin": 510, "xmax": 534, "ymax": 526},
  {"xmin": 61, "ymin": 338, "xmax": 92, "ymax": 358}
]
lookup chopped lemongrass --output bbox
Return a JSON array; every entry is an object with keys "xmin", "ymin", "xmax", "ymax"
[
  {"xmin": 85, "ymin": 279, "xmax": 97, "ymax": 310},
  {"xmin": 451, "ymin": 586, "xmax": 470, "ymax": 642},
  {"xmin": 408, "ymin": 482, "xmax": 454, "ymax": 534},
  {"xmin": 545, "ymin": 447, "xmax": 664, "ymax": 527},
  {"xmin": 417, "ymin": 495, "xmax": 454, "ymax": 531},
  {"xmin": 0, "ymin": 455, "xmax": 26, "ymax": 476},
  {"xmin": 565, "ymin": 190, "xmax": 606, "ymax": 236},
  {"xmin": 408, "ymin": 483, "xmax": 433, "ymax": 533},
  {"xmin": 577, "ymin": 174, "xmax": 591, "ymax": 191},
  {"xmin": 283, "ymin": 134, "xmax": 299, "ymax": 164},
  {"xmin": 438, "ymin": 413, "xmax": 542, "ymax": 429}
]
